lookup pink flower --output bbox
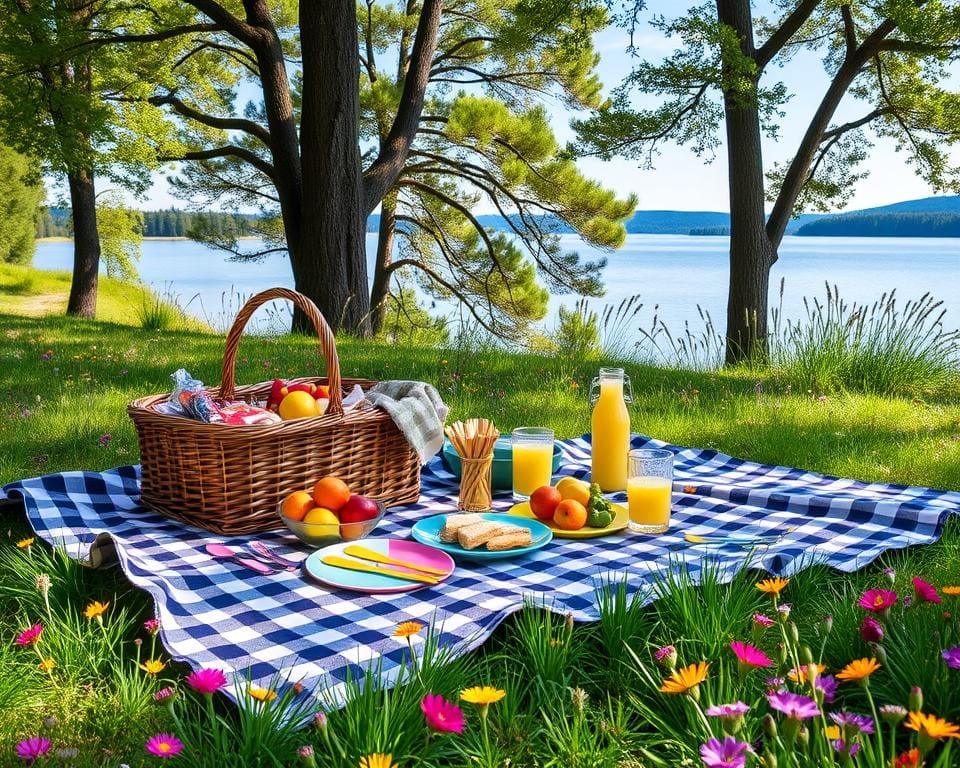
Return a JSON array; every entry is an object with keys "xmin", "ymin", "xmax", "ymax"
[
  {"xmin": 144, "ymin": 618, "xmax": 161, "ymax": 635},
  {"xmin": 186, "ymin": 668, "xmax": 228, "ymax": 696},
  {"xmin": 861, "ymin": 616, "xmax": 884, "ymax": 644},
  {"xmin": 15, "ymin": 624, "xmax": 42, "ymax": 647},
  {"xmin": 98, "ymin": 433, "xmax": 111, "ymax": 447},
  {"xmin": 752, "ymin": 614, "xmax": 775, "ymax": 628},
  {"xmin": 913, "ymin": 577, "xmax": 941, "ymax": 604},
  {"xmin": 858, "ymin": 589, "xmax": 897, "ymax": 614},
  {"xmin": 145, "ymin": 733, "xmax": 184, "ymax": 759},
  {"xmin": 153, "ymin": 687, "xmax": 175, "ymax": 703},
  {"xmin": 654, "ymin": 644, "xmax": 677, "ymax": 668},
  {"xmin": 730, "ymin": 640, "xmax": 773, "ymax": 669},
  {"xmin": 15, "ymin": 736, "xmax": 51, "ymax": 764},
  {"xmin": 420, "ymin": 693, "xmax": 465, "ymax": 734},
  {"xmin": 706, "ymin": 702, "xmax": 750, "ymax": 719}
]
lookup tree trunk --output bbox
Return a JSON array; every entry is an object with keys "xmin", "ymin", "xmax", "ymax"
[
  {"xmin": 297, "ymin": 0, "xmax": 372, "ymax": 337},
  {"xmin": 717, "ymin": 0, "xmax": 775, "ymax": 365},
  {"xmin": 369, "ymin": 196, "xmax": 398, "ymax": 335},
  {"xmin": 65, "ymin": 169, "xmax": 100, "ymax": 319}
]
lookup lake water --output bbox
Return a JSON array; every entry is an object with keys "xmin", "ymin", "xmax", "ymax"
[{"xmin": 34, "ymin": 235, "xmax": 960, "ymax": 349}]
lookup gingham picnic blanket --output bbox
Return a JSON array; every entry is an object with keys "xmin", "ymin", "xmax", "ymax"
[{"xmin": 5, "ymin": 434, "xmax": 960, "ymax": 708}]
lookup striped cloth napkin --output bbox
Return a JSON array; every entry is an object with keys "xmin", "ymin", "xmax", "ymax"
[{"xmin": 364, "ymin": 380, "xmax": 449, "ymax": 464}]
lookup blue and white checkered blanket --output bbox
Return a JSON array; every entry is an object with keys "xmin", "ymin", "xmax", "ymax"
[{"xmin": 5, "ymin": 434, "xmax": 959, "ymax": 707}]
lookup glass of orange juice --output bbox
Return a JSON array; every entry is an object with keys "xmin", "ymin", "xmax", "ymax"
[
  {"xmin": 627, "ymin": 448, "xmax": 673, "ymax": 533},
  {"xmin": 512, "ymin": 427, "xmax": 554, "ymax": 500}
]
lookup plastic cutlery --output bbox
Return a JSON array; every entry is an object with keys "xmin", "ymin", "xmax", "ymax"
[
  {"xmin": 204, "ymin": 543, "xmax": 276, "ymax": 575},
  {"xmin": 249, "ymin": 542, "xmax": 301, "ymax": 570},
  {"xmin": 342, "ymin": 544, "xmax": 448, "ymax": 576},
  {"xmin": 321, "ymin": 555, "xmax": 440, "ymax": 585},
  {"xmin": 684, "ymin": 532, "xmax": 786, "ymax": 546}
]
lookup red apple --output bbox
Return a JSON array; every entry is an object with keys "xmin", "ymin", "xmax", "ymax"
[
  {"xmin": 339, "ymin": 494, "xmax": 380, "ymax": 523},
  {"xmin": 529, "ymin": 485, "xmax": 562, "ymax": 521}
]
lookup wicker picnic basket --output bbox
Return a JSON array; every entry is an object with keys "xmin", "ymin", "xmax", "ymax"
[{"xmin": 127, "ymin": 287, "xmax": 421, "ymax": 535}]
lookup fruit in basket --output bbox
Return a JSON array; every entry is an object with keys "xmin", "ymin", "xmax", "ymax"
[
  {"xmin": 553, "ymin": 499, "xmax": 588, "ymax": 531},
  {"xmin": 529, "ymin": 485, "xmax": 562, "ymax": 521},
  {"xmin": 267, "ymin": 379, "xmax": 332, "ymax": 412},
  {"xmin": 278, "ymin": 390, "xmax": 323, "ymax": 420},
  {"xmin": 312, "ymin": 476, "xmax": 352, "ymax": 511},
  {"xmin": 280, "ymin": 490, "xmax": 316, "ymax": 521},
  {"xmin": 556, "ymin": 476, "xmax": 591, "ymax": 506}
]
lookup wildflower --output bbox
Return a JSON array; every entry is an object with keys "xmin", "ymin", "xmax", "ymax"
[
  {"xmin": 15, "ymin": 736, "xmax": 51, "ymax": 764},
  {"xmin": 706, "ymin": 702, "xmax": 749, "ymax": 735},
  {"xmin": 861, "ymin": 616, "xmax": 884, "ymax": 644},
  {"xmin": 831, "ymin": 739, "xmax": 860, "ymax": 757},
  {"xmin": 787, "ymin": 664, "xmax": 826, "ymax": 684},
  {"xmin": 752, "ymin": 613, "xmax": 775, "ymax": 628},
  {"xmin": 756, "ymin": 577, "xmax": 789, "ymax": 596},
  {"xmin": 765, "ymin": 676, "xmax": 786, "ymax": 692},
  {"xmin": 144, "ymin": 618, "xmax": 160, "ymax": 635},
  {"xmin": 776, "ymin": 603, "xmax": 791, "ymax": 621},
  {"xmin": 660, "ymin": 662, "xmax": 710, "ymax": 697},
  {"xmin": 913, "ymin": 576, "xmax": 941, "ymax": 604},
  {"xmin": 292, "ymin": 681, "xmax": 305, "ymax": 695},
  {"xmin": 248, "ymin": 686, "xmax": 278, "ymax": 702},
  {"xmin": 654, "ymin": 644, "xmax": 678, "ymax": 670},
  {"xmin": 313, "ymin": 712, "xmax": 327, "ymax": 730},
  {"xmin": 298, "ymin": 745, "xmax": 317, "ymax": 767},
  {"xmin": 880, "ymin": 704, "xmax": 907, "ymax": 725},
  {"xmin": 905, "ymin": 711, "xmax": 960, "ymax": 753},
  {"xmin": 83, "ymin": 601, "xmax": 109, "ymax": 622},
  {"xmin": 420, "ymin": 693, "xmax": 465, "ymax": 733},
  {"xmin": 16, "ymin": 537, "xmax": 34, "ymax": 550},
  {"xmin": 38, "ymin": 658, "xmax": 55, "ymax": 672},
  {"xmin": 358, "ymin": 755, "xmax": 398, "ymax": 768},
  {"xmin": 186, "ymin": 668, "xmax": 227, "ymax": 695},
  {"xmin": 15, "ymin": 624, "xmax": 43, "ymax": 646},
  {"xmin": 858, "ymin": 588, "xmax": 897, "ymax": 614},
  {"xmin": 942, "ymin": 647, "xmax": 960, "ymax": 669},
  {"xmin": 829, "ymin": 711, "xmax": 875, "ymax": 736},
  {"xmin": 894, "ymin": 748, "xmax": 921, "ymax": 767},
  {"xmin": 943, "ymin": 586, "xmax": 960, "ymax": 596},
  {"xmin": 815, "ymin": 675, "xmax": 838, "ymax": 704},
  {"xmin": 836, "ymin": 657, "xmax": 880, "ymax": 684},
  {"xmin": 766, "ymin": 691, "xmax": 821, "ymax": 720},
  {"xmin": 393, "ymin": 621, "xmax": 423, "ymax": 638},
  {"xmin": 35, "ymin": 574, "xmax": 50, "ymax": 597},
  {"xmin": 41, "ymin": 350, "xmax": 53, "ymax": 362},
  {"xmin": 569, "ymin": 686, "xmax": 589, "ymax": 714},
  {"xmin": 140, "ymin": 658, "xmax": 167, "ymax": 675},
  {"xmin": 730, "ymin": 641, "xmax": 773, "ymax": 670},
  {"xmin": 145, "ymin": 733, "xmax": 184, "ymax": 759},
  {"xmin": 819, "ymin": 614, "xmax": 833, "ymax": 636},
  {"xmin": 461, "ymin": 686, "xmax": 507, "ymax": 706},
  {"xmin": 153, "ymin": 687, "xmax": 175, "ymax": 703},
  {"xmin": 98, "ymin": 433, "xmax": 112, "ymax": 447},
  {"xmin": 698, "ymin": 736, "xmax": 749, "ymax": 768},
  {"xmin": 909, "ymin": 686, "xmax": 924, "ymax": 712},
  {"xmin": 884, "ymin": 567, "xmax": 897, "ymax": 584}
]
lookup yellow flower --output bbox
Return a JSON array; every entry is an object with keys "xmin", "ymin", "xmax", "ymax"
[
  {"xmin": 83, "ymin": 601, "xmax": 109, "ymax": 621},
  {"xmin": 16, "ymin": 537, "xmax": 34, "ymax": 549},
  {"xmin": 942, "ymin": 586, "xmax": 960, "ymax": 596},
  {"xmin": 248, "ymin": 686, "xmax": 278, "ymax": 702},
  {"xmin": 660, "ymin": 662, "xmax": 710, "ymax": 694},
  {"xmin": 460, "ymin": 686, "xmax": 506, "ymax": 706},
  {"xmin": 141, "ymin": 659, "xmax": 166, "ymax": 675},
  {"xmin": 836, "ymin": 657, "xmax": 880, "ymax": 682},
  {"xmin": 905, "ymin": 711, "xmax": 960, "ymax": 741},
  {"xmin": 359, "ymin": 755, "xmax": 398, "ymax": 768},
  {"xmin": 38, "ymin": 658, "xmax": 55, "ymax": 672},
  {"xmin": 393, "ymin": 621, "xmax": 423, "ymax": 639},
  {"xmin": 787, "ymin": 664, "xmax": 827, "ymax": 684},
  {"xmin": 824, "ymin": 725, "xmax": 840, "ymax": 740},
  {"xmin": 755, "ymin": 577, "xmax": 789, "ymax": 595}
]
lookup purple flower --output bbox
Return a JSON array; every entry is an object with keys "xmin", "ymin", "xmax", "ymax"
[
  {"xmin": 832, "ymin": 739, "xmax": 861, "ymax": 757},
  {"xmin": 15, "ymin": 737, "xmax": 51, "ymax": 764},
  {"xmin": 830, "ymin": 711, "xmax": 875, "ymax": 736},
  {"xmin": 766, "ymin": 691, "xmax": 821, "ymax": 720},
  {"xmin": 815, "ymin": 675, "xmax": 838, "ymax": 704},
  {"xmin": 706, "ymin": 702, "xmax": 751, "ymax": 719},
  {"xmin": 942, "ymin": 647, "xmax": 960, "ymax": 669},
  {"xmin": 752, "ymin": 614, "xmax": 775, "ymax": 628},
  {"xmin": 40, "ymin": 351, "xmax": 53, "ymax": 362},
  {"xmin": 654, "ymin": 644, "xmax": 677, "ymax": 669},
  {"xmin": 765, "ymin": 676, "xmax": 786, "ymax": 691},
  {"xmin": 861, "ymin": 616, "xmax": 884, "ymax": 644},
  {"xmin": 880, "ymin": 704, "xmax": 907, "ymax": 724},
  {"xmin": 98, "ymin": 433, "xmax": 111, "ymax": 447},
  {"xmin": 699, "ymin": 736, "xmax": 750, "ymax": 768}
]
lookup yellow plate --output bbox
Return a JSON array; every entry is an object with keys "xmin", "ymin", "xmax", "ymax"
[{"xmin": 506, "ymin": 501, "xmax": 629, "ymax": 539}]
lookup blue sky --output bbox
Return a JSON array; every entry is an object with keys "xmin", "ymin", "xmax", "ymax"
[{"xmin": 138, "ymin": 2, "xmax": 959, "ymax": 214}]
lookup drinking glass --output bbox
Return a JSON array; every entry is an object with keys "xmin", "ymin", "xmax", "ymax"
[
  {"xmin": 627, "ymin": 448, "xmax": 673, "ymax": 533},
  {"xmin": 512, "ymin": 427, "xmax": 554, "ymax": 500}
]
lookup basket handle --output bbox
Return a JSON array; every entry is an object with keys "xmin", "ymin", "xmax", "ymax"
[{"xmin": 220, "ymin": 287, "xmax": 344, "ymax": 415}]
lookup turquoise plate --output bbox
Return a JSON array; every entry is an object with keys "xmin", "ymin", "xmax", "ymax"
[{"xmin": 410, "ymin": 513, "xmax": 553, "ymax": 561}]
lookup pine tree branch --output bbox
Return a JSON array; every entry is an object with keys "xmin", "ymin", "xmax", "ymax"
[
  {"xmin": 362, "ymin": 0, "xmax": 443, "ymax": 215},
  {"xmin": 180, "ymin": 0, "xmax": 263, "ymax": 48},
  {"xmin": 84, "ymin": 22, "xmax": 221, "ymax": 48},
  {"xmin": 150, "ymin": 93, "xmax": 271, "ymax": 145},
  {"xmin": 840, "ymin": 4, "xmax": 858, "ymax": 54},
  {"xmin": 159, "ymin": 146, "xmax": 275, "ymax": 179},
  {"xmin": 755, "ymin": 0, "xmax": 822, "ymax": 69}
]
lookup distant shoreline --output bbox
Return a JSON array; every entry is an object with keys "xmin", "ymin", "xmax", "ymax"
[{"xmin": 35, "ymin": 236, "xmax": 260, "ymax": 243}]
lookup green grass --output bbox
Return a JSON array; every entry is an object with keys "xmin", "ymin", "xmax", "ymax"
[{"xmin": 1, "ymin": 304, "xmax": 960, "ymax": 765}]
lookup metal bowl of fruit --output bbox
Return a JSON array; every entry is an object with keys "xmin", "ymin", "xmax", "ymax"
[{"xmin": 278, "ymin": 477, "xmax": 386, "ymax": 549}]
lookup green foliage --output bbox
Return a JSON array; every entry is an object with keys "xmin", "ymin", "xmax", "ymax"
[
  {"xmin": 37, "ymin": 207, "xmax": 258, "ymax": 239},
  {"xmin": 96, "ymin": 192, "xmax": 142, "ymax": 282},
  {"xmin": 0, "ymin": 145, "xmax": 43, "ymax": 265},
  {"xmin": 375, "ymin": 282, "xmax": 450, "ymax": 347},
  {"xmin": 553, "ymin": 301, "xmax": 602, "ymax": 361},
  {"xmin": 796, "ymin": 211, "xmax": 960, "ymax": 237}
]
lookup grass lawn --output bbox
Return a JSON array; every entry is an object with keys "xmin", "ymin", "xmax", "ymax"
[{"xmin": 2, "ymin": 298, "xmax": 960, "ymax": 766}]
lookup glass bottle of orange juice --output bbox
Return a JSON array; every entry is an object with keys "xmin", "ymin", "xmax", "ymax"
[{"xmin": 590, "ymin": 367, "xmax": 632, "ymax": 491}]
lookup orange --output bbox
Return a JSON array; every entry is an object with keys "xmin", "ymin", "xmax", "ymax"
[
  {"xmin": 302, "ymin": 507, "xmax": 339, "ymax": 526},
  {"xmin": 553, "ymin": 499, "xmax": 588, "ymax": 531},
  {"xmin": 340, "ymin": 522, "xmax": 367, "ymax": 541},
  {"xmin": 281, "ymin": 490, "xmax": 316, "ymax": 521},
  {"xmin": 556, "ymin": 477, "xmax": 590, "ymax": 506},
  {"xmin": 312, "ymin": 476, "xmax": 351, "ymax": 512},
  {"xmin": 278, "ymin": 390, "xmax": 322, "ymax": 420}
]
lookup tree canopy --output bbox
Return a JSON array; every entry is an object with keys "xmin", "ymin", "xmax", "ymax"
[{"xmin": 0, "ymin": 143, "xmax": 43, "ymax": 265}]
